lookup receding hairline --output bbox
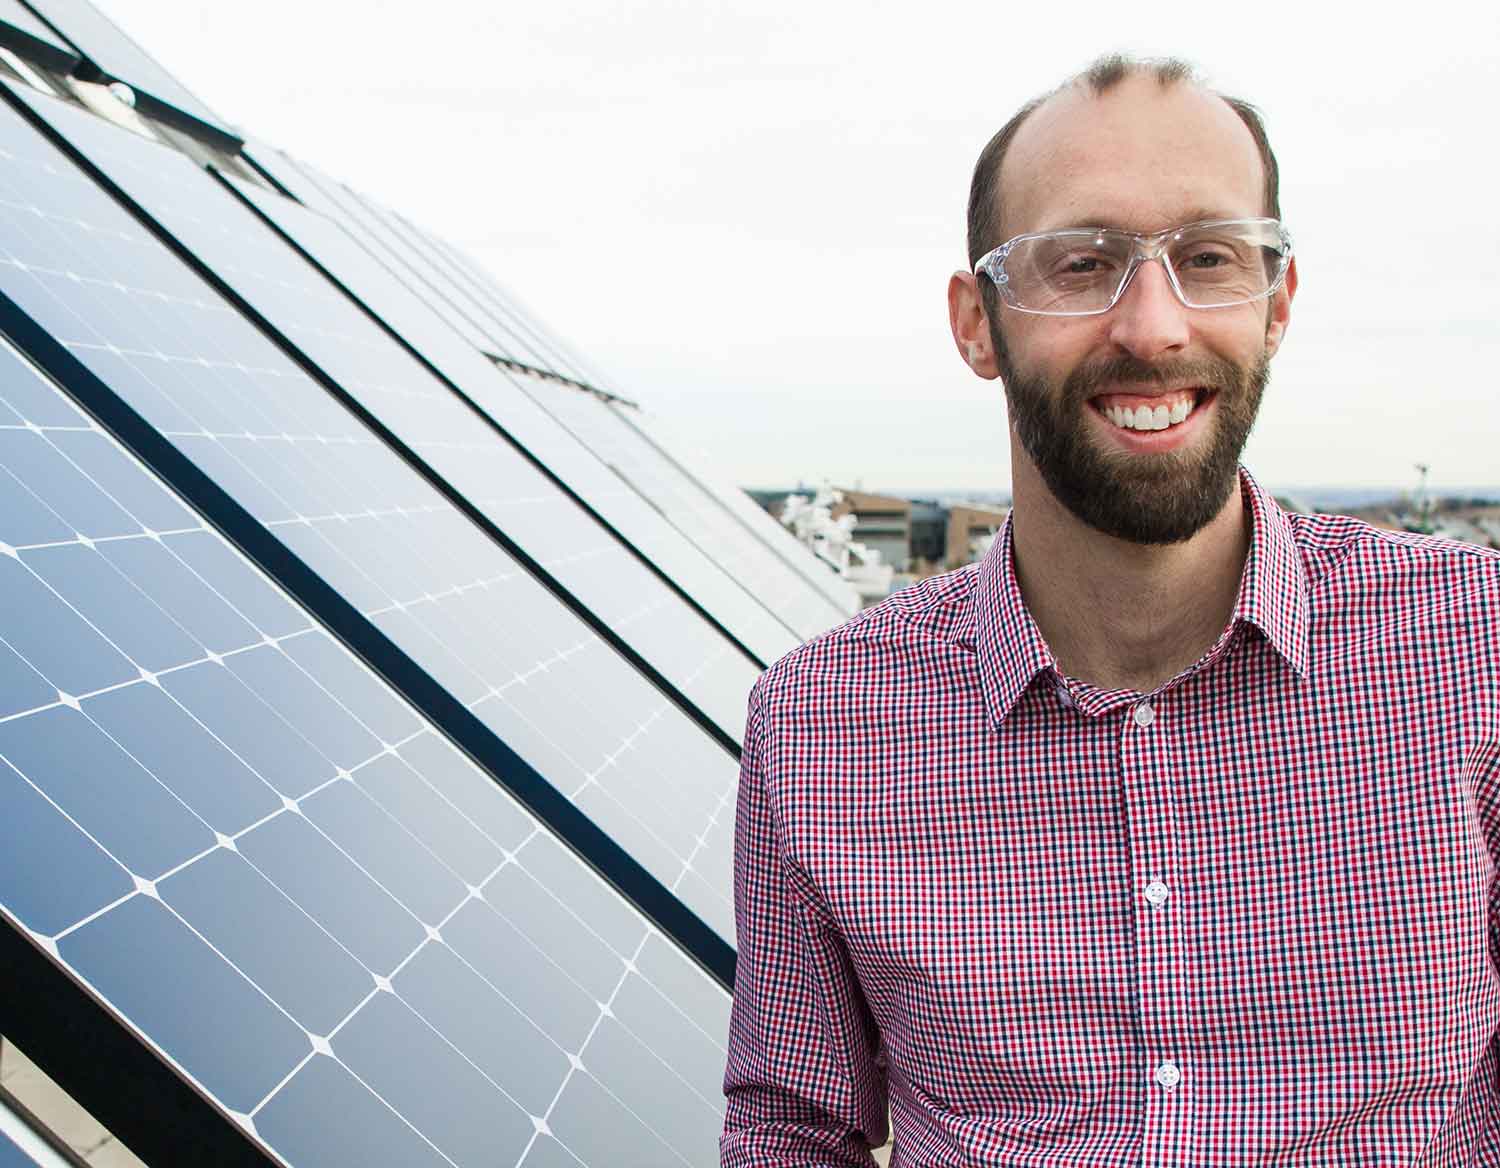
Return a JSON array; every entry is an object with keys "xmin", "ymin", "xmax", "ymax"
[{"xmin": 966, "ymin": 54, "xmax": 1281, "ymax": 268}]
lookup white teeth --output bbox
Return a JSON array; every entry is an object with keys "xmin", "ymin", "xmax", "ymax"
[{"xmin": 1101, "ymin": 394, "xmax": 1198, "ymax": 431}]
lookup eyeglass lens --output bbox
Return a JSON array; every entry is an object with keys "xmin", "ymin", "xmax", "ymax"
[{"xmin": 1003, "ymin": 222, "xmax": 1284, "ymax": 313}]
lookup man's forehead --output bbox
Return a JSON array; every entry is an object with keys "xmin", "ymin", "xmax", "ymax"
[{"xmin": 999, "ymin": 75, "xmax": 1267, "ymax": 237}]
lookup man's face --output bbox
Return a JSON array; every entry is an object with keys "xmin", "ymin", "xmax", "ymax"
[{"xmin": 984, "ymin": 76, "xmax": 1295, "ymax": 545}]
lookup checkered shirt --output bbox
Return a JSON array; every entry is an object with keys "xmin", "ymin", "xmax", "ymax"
[{"xmin": 721, "ymin": 467, "xmax": 1500, "ymax": 1166}]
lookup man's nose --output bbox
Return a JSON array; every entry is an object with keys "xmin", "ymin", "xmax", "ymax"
[{"xmin": 1106, "ymin": 258, "xmax": 1191, "ymax": 361}]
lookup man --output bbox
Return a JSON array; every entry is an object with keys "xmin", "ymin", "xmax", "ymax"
[{"xmin": 721, "ymin": 54, "xmax": 1500, "ymax": 1166}]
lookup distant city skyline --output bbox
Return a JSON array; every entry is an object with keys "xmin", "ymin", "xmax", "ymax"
[
  {"xmin": 751, "ymin": 482, "xmax": 1500, "ymax": 506},
  {"xmin": 95, "ymin": 0, "xmax": 1500, "ymax": 492}
]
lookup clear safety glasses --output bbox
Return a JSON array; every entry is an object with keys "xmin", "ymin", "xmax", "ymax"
[{"xmin": 972, "ymin": 217, "xmax": 1294, "ymax": 316}]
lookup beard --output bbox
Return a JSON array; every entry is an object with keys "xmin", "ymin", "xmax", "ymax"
[{"xmin": 990, "ymin": 322, "xmax": 1270, "ymax": 545}]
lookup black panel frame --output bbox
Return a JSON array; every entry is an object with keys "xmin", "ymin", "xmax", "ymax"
[
  {"xmin": 0, "ymin": 922, "xmax": 276, "ymax": 1168},
  {"xmin": 13, "ymin": 0, "xmax": 241, "ymax": 153},
  {"xmin": 0, "ymin": 15, "xmax": 77, "ymax": 75}
]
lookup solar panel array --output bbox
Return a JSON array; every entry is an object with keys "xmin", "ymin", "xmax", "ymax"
[
  {"xmin": 0, "ymin": 335, "xmax": 729, "ymax": 1167},
  {"xmin": 0, "ymin": 4, "xmax": 859, "ymax": 1164}
]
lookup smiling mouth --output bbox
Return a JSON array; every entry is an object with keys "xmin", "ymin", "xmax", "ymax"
[{"xmin": 1090, "ymin": 387, "xmax": 1214, "ymax": 432}]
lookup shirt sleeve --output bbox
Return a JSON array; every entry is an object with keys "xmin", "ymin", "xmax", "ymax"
[{"xmin": 720, "ymin": 681, "xmax": 889, "ymax": 1168}]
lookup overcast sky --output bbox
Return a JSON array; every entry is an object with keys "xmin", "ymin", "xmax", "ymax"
[{"xmin": 88, "ymin": 0, "xmax": 1500, "ymax": 492}]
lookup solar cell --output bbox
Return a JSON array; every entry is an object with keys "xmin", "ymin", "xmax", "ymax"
[
  {"xmin": 17, "ymin": 0, "xmax": 231, "ymax": 139},
  {"xmin": 0, "ymin": 83, "xmax": 740, "ymax": 945},
  {"xmin": 0, "ymin": 0, "xmax": 78, "ymax": 74},
  {"xmin": 512, "ymin": 372, "xmax": 851, "ymax": 640},
  {"xmin": 0, "ymin": 333, "xmax": 732, "ymax": 1167},
  {"xmin": 11, "ymin": 85, "xmax": 786, "ymax": 733}
]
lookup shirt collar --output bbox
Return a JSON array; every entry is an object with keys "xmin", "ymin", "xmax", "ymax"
[{"xmin": 973, "ymin": 465, "xmax": 1310, "ymax": 726}]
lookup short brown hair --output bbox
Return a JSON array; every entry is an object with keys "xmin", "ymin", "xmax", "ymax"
[{"xmin": 966, "ymin": 54, "xmax": 1282, "ymax": 269}]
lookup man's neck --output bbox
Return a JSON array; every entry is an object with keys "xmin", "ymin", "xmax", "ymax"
[{"xmin": 1007, "ymin": 453, "xmax": 1251, "ymax": 695}]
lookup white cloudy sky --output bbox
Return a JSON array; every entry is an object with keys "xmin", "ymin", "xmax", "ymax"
[{"xmin": 87, "ymin": 0, "xmax": 1500, "ymax": 492}]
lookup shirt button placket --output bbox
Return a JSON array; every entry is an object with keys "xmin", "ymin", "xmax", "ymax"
[{"xmin": 1121, "ymin": 696, "xmax": 1192, "ymax": 1165}]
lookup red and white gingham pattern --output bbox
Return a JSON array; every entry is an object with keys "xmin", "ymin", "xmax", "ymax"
[{"xmin": 722, "ymin": 467, "xmax": 1500, "ymax": 1166}]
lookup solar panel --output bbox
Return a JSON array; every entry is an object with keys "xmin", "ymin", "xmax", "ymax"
[
  {"xmin": 245, "ymin": 148, "xmax": 533, "ymax": 361},
  {"xmin": 248, "ymin": 146, "xmax": 587, "ymax": 382},
  {"xmin": 412, "ymin": 222, "xmax": 615, "ymax": 388},
  {"xmin": 218, "ymin": 170, "xmax": 805, "ymax": 669},
  {"xmin": 232, "ymin": 149, "xmax": 843, "ymax": 644},
  {"xmin": 244, "ymin": 147, "xmax": 859, "ymax": 624},
  {"xmin": 0, "ymin": 333, "xmax": 732, "ymax": 1167},
  {"xmin": 7, "ymin": 82, "xmax": 778, "ymax": 741},
  {"xmin": 619, "ymin": 401, "xmax": 864, "ymax": 614},
  {"xmin": 388, "ymin": 210, "xmax": 610, "ymax": 387},
  {"xmin": 0, "ymin": 1, "xmax": 78, "ymax": 74},
  {"xmin": 0, "ymin": 82, "xmax": 739, "ymax": 946},
  {"xmin": 17, "ymin": 0, "xmax": 232, "ymax": 141},
  {"xmin": 305, "ymin": 171, "xmax": 861, "ymax": 621},
  {"xmin": 511, "ymin": 372, "xmax": 851, "ymax": 640}
]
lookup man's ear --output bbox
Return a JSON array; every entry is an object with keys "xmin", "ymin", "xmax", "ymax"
[
  {"xmin": 1264, "ymin": 256, "xmax": 1298, "ymax": 356},
  {"xmin": 948, "ymin": 271, "xmax": 1001, "ymax": 380}
]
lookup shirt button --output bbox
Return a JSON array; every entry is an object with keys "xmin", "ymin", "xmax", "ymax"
[
  {"xmin": 1155, "ymin": 1061, "xmax": 1181, "ymax": 1089},
  {"xmin": 1133, "ymin": 702, "xmax": 1155, "ymax": 728},
  {"xmin": 1145, "ymin": 880, "xmax": 1170, "ymax": 907}
]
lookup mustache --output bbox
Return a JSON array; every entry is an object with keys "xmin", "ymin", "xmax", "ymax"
[{"xmin": 1060, "ymin": 354, "xmax": 1241, "ymax": 407}]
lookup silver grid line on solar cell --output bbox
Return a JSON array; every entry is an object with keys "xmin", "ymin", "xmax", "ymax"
[
  {"xmin": 0, "ymin": 80, "xmax": 741, "ymax": 951},
  {"xmin": 4, "ymin": 80, "xmax": 775, "ymax": 746},
  {"xmin": 0, "ymin": 332, "xmax": 732, "ymax": 1168}
]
